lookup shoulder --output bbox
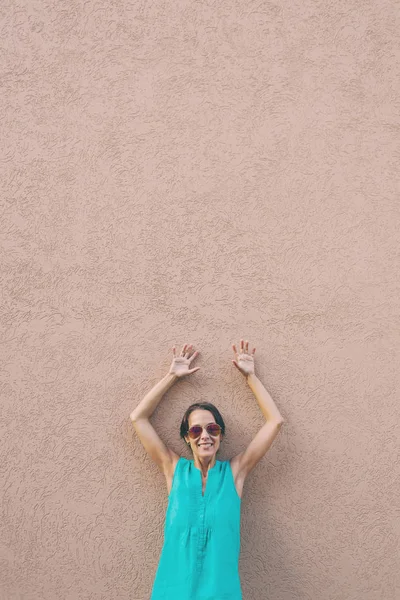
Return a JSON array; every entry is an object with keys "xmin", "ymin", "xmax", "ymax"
[
  {"xmin": 162, "ymin": 454, "xmax": 194, "ymax": 496},
  {"xmin": 165, "ymin": 449, "xmax": 182, "ymax": 475},
  {"xmin": 229, "ymin": 453, "xmax": 247, "ymax": 499},
  {"xmin": 163, "ymin": 451, "xmax": 186, "ymax": 485},
  {"xmin": 229, "ymin": 452, "xmax": 245, "ymax": 480}
]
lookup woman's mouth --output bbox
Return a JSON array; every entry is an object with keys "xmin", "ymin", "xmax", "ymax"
[{"xmin": 198, "ymin": 443, "xmax": 213, "ymax": 448}]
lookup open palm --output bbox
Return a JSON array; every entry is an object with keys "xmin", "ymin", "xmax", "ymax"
[
  {"xmin": 232, "ymin": 339, "xmax": 256, "ymax": 376},
  {"xmin": 169, "ymin": 344, "xmax": 200, "ymax": 378}
]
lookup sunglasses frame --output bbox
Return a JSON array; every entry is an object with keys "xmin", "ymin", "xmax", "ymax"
[{"xmin": 187, "ymin": 423, "xmax": 222, "ymax": 439}]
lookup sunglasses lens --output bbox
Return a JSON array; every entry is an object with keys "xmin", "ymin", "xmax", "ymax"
[
  {"xmin": 188, "ymin": 426, "xmax": 202, "ymax": 438},
  {"xmin": 188, "ymin": 424, "xmax": 222, "ymax": 438},
  {"xmin": 207, "ymin": 424, "xmax": 221, "ymax": 436}
]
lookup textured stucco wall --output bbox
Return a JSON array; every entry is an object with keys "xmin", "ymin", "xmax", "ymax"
[{"xmin": 1, "ymin": 1, "xmax": 399, "ymax": 599}]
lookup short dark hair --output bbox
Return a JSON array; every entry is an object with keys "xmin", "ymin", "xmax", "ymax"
[{"xmin": 180, "ymin": 402, "xmax": 226, "ymax": 451}]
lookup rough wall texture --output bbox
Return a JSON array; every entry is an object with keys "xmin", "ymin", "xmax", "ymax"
[{"xmin": 1, "ymin": 1, "xmax": 399, "ymax": 599}]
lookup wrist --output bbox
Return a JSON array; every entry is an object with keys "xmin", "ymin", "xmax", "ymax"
[{"xmin": 166, "ymin": 372, "xmax": 179, "ymax": 384}]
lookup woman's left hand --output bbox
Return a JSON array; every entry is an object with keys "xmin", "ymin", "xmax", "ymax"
[{"xmin": 232, "ymin": 339, "xmax": 256, "ymax": 377}]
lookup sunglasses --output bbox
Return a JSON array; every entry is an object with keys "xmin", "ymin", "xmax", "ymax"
[{"xmin": 187, "ymin": 423, "xmax": 222, "ymax": 439}]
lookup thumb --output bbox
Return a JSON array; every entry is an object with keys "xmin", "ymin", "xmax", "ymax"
[{"xmin": 188, "ymin": 367, "xmax": 200, "ymax": 374}]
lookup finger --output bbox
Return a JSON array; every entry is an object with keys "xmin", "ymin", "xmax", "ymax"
[
  {"xmin": 188, "ymin": 367, "xmax": 200, "ymax": 374},
  {"xmin": 252, "ymin": 347, "xmax": 256, "ymax": 354},
  {"xmin": 181, "ymin": 344, "xmax": 187, "ymax": 356},
  {"xmin": 232, "ymin": 360, "xmax": 240, "ymax": 370},
  {"xmin": 232, "ymin": 344, "xmax": 238, "ymax": 355},
  {"xmin": 240, "ymin": 339, "xmax": 244, "ymax": 351},
  {"xmin": 172, "ymin": 346, "xmax": 176, "ymax": 356},
  {"xmin": 184, "ymin": 344, "xmax": 193, "ymax": 358},
  {"xmin": 189, "ymin": 350, "xmax": 199, "ymax": 363},
  {"xmin": 245, "ymin": 340, "xmax": 249, "ymax": 353}
]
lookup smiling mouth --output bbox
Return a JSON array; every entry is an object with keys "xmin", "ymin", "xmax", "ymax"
[{"xmin": 198, "ymin": 443, "xmax": 213, "ymax": 447}]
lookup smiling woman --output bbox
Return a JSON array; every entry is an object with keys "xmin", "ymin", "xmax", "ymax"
[
  {"xmin": 180, "ymin": 401, "xmax": 225, "ymax": 457},
  {"xmin": 130, "ymin": 341, "xmax": 284, "ymax": 600},
  {"xmin": 180, "ymin": 405, "xmax": 225, "ymax": 494}
]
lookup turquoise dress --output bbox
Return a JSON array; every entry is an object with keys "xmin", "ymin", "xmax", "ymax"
[{"xmin": 150, "ymin": 456, "xmax": 242, "ymax": 600}]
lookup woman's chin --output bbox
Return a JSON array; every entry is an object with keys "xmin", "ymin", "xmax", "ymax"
[{"xmin": 197, "ymin": 447, "xmax": 217, "ymax": 457}]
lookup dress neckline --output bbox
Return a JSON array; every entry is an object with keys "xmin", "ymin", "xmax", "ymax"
[
  {"xmin": 191, "ymin": 460, "xmax": 219, "ymax": 497},
  {"xmin": 192, "ymin": 459, "xmax": 219, "ymax": 472}
]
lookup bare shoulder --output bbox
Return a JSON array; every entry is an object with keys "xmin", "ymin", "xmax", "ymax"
[
  {"xmin": 229, "ymin": 452, "xmax": 246, "ymax": 499},
  {"xmin": 229, "ymin": 451, "xmax": 244, "ymax": 479},
  {"xmin": 163, "ymin": 449, "xmax": 181, "ymax": 495}
]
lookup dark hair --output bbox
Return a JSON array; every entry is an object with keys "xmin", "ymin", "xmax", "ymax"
[{"xmin": 180, "ymin": 402, "xmax": 226, "ymax": 451}]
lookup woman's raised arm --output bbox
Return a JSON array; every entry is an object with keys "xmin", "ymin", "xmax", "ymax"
[
  {"xmin": 230, "ymin": 339, "xmax": 284, "ymax": 482},
  {"xmin": 130, "ymin": 344, "xmax": 200, "ymax": 472}
]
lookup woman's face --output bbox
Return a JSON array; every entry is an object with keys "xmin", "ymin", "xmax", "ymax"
[{"xmin": 185, "ymin": 409, "xmax": 223, "ymax": 458}]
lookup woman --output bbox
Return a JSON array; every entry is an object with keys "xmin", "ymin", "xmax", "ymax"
[{"xmin": 130, "ymin": 339, "xmax": 284, "ymax": 600}]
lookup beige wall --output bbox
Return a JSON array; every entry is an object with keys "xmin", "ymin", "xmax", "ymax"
[{"xmin": 1, "ymin": 1, "xmax": 399, "ymax": 599}]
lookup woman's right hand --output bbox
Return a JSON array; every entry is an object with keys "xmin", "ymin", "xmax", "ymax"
[{"xmin": 168, "ymin": 344, "xmax": 200, "ymax": 378}]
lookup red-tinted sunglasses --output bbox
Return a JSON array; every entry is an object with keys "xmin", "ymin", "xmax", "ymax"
[{"xmin": 187, "ymin": 423, "xmax": 222, "ymax": 439}]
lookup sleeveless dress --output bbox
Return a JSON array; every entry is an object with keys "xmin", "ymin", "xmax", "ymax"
[{"xmin": 150, "ymin": 456, "xmax": 242, "ymax": 600}]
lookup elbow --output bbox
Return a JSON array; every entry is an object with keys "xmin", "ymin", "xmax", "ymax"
[{"xmin": 130, "ymin": 412, "xmax": 148, "ymax": 423}]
